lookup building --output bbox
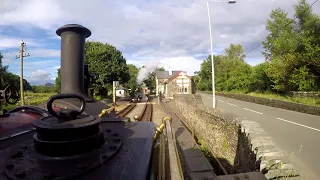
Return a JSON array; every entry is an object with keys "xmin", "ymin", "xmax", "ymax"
[
  {"xmin": 155, "ymin": 69, "xmax": 195, "ymax": 99},
  {"xmin": 116, "ymin": 87, "xmax": 127, "ymax": 98}
]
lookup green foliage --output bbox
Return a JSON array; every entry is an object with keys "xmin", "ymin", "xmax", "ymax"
[
  {"xmin": 84, "ymin": 41, "xmax": 130, "ymax": 98},
  {"xmin": 124, "ymin": 64, "xmax": 140, "ymax": 97},
  {"xmin": 262, "ymin": 0, "xmax": 320, "ymax": 92},
  {"xmin": 198, "ymin": 0, "xmax": 320, "ymax": 94},
  {"xmin": 31, "ymin": 85, "xmax": 56, "ymax": 93},
  {"xmin": 55, "ymin": 68, "xmax": 61, "ymax": 93},
  {"xmin": 143, "ymin": 67, "xmax": 165, "ymax": 90},
  {"xmin": 249, "ymin": 62, "xmax": 272, "ymax": 92},
  {"xmin": 197, "ymin": 44, "xmax": 254, "ymax": 93}
]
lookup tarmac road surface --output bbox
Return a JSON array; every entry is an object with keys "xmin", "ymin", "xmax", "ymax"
[{"xmin": 199, "ymin": 93, "xmax": 320, "ymax": 180}]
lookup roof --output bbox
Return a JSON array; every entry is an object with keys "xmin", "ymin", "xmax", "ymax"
[
  {"xmin": 156, "ymin": 71, "xmax": 170, "ymax": 79},
  {"xmin": 164, "ymin": 71, "xmax": 190, "ymax": 84},
  {"xmin": 155, "ymin": 70, "xmax": 184, "ymax": 79}
]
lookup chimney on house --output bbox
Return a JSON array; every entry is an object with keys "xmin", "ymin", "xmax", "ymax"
[{"xmin": 169, "ymin": 67, "xmax": 172, "ymax": 76}]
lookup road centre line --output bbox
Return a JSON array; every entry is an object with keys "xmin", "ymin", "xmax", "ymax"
[
  {"xmin": 227, "ymin": 103, "xmax": 237, "ymax": 107},
  {"xmin": 276, "ymin": 118, "xmax": 320, "ymax": 132},
  {"xmin": 218, "ymin": 100, "xmax": 224, "ymax": 102},
  {"xmin": 243, "ymin": 108, "xmax": 263, "ymax": 114}
]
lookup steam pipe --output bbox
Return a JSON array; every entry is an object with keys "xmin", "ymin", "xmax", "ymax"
[{"xmin": 56, "ymin": 24, "xmax": 92, "ymax": 101}]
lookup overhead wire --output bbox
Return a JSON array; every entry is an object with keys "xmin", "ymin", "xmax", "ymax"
[{"xmin": 244, "ymin": 0, "xmax": 319, "ymax": 56}]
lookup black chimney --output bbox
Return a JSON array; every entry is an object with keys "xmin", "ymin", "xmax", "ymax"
[{"xmin": 56, "ymin": 24, "xmax": 91, "ymax": 101}]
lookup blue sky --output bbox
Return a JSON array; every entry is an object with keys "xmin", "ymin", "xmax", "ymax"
[{"xmin": 1, "ymin": 0, "xmax": 319, "ymax": 85}]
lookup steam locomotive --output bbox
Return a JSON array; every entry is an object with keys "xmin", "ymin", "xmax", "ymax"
[{"xmin": 0, "ymin": 24, "xmax": 183, "ymax": 180}]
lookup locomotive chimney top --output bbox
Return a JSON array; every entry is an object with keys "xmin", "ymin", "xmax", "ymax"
[
  {"xmin": 56, "ymin": 24, "xmax": 92, "ymax": 101},
  {"xmin": 56, "ymin": 24, "xmax": 91, "ymax": 37}
]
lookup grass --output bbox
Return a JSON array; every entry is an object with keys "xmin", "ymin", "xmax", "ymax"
[
  {"xmin": 202, "ymin": 91, "xmax": 320, "ymax": 107},
  {"xmin": 1, "ymin": 91, "xmax": 56, "ymax": 111}
]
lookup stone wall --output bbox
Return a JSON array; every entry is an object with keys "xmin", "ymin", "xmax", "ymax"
[
  {"xmin": 173, "ymin": 94, "xmax": 300, "ymax": 179},
  {"xmin": 173, "ymin": 94, "xmax": 243, "ymax": 173},
  {"xmin": 288, "ymin": 91, "xmax": 320, "ymax": 98}
]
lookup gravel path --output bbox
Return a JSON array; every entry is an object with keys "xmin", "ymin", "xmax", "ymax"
[{"xmin": 151, "ymin": 98, "xmax": 166, "ymax": 125}]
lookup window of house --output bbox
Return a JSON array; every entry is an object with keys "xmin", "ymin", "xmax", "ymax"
[
  {"xmin": 184, "ymin": 87, "xmax": 188, "ymax": 93},
  {"xmin": 119, "ymin": 91, "xmax": 122, "ymax": 94}
]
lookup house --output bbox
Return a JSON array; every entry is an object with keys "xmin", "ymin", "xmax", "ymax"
[
  {"xmin": 155, "ymin": 69, "xmax": 195, "ymax": 99},
  {"xmin": 116, "ymin": 87, "xmax": 127, "ymax": 98}
]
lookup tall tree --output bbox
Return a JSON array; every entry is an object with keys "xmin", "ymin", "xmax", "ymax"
[
  {"xmin": 55, "ymin": 68, "xmax": 61, "ymax": 93},
  {"xmin": 197, "ymin": 44, "xmax": 252, "ymax": 92},
  {"xmin": 262, "ymin": 0, "xmax": 320, "ymax": 92},
  {"xmin": 125, "ymin": 64, "xmax": 139, "ymax": 96},
  {"xmin": 84, "ymin": 41, "xmax": 130, "ymax": 97},
  {"xmin": 224, "ymin": 44, "xmax": 246, "ymax": 61}
]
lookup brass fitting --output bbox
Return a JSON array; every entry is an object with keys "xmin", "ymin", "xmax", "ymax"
[
  {"xmin": 98, "ymin": 107, "xmax": 115, "ymax": 117},
  {"xmin": 153, "ymin": 116, "xmax": 173, "ymax": 141},
  {"xmin": 133, "ymin": 114, "xmax": 139, "ymax": 121}
]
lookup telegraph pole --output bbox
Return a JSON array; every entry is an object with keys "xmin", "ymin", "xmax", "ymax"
[{"xmin": 16, "ymin": 41, "xmax": 30, "ymax": 106}]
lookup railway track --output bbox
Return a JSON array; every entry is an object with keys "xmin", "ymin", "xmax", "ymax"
[
  {"xmin": 116, "ymin": 103, "xmax": 136, "ymax": 118},
  {"xmin": 116, "ymin": 95, "xmax": 153, "ymax": 121},
  {"xmin": 138, "ymin": 102, "xmax": 153, "ymax": 121}
]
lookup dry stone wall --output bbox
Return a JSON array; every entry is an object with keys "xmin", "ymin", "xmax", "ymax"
[{"xmin": 173, "ymin": 94, "xmax": 300, "ymax": 179}]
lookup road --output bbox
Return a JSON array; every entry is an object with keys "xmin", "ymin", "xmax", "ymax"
[{"xmin": 199, "ymin": 93, "xmax": 320, "ymax": 180}]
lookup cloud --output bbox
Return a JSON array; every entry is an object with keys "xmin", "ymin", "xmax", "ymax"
[
  {"xmin": 31, "ymin": 69, "xmax": 50, "ymax": 79},
  {"xmin": 29, "ymin": 49, "xmax": 60, "ymax": 58},
  {"xmin": 0, "ymin": 35, "xmax": 40, "ymax": 50},
  {"xmin": 1, "ymin": 0, "xmax": 320, "ymax": 85},
  {"xmin": 2, "ymin": 58, "xmax": 12, "ymax": 64}
]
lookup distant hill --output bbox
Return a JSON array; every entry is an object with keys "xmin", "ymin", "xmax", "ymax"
[{"xmin": 44, "ymin": 82, "xmax": 54, "ymax": 87}]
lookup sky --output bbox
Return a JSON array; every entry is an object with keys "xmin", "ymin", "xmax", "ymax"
[{"xmin": 0, "ymin": 0, "xmax": 319, "ymax": 85}]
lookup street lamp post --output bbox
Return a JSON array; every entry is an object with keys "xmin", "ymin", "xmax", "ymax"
[{"xmin": 207, "ymin": 0, "xmax": 236, "ymax": 108}]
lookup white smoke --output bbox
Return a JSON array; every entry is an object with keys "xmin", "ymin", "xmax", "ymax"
[{"xmin": 136, "ymin": 63, "xmax": 158, "ymax": 85}]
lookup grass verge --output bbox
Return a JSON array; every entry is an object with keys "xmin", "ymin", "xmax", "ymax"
[
  {"xmin": 201, "ymin": 91, "xmax": 320, "ymax": 107},
  {"xmin": 1, "ymin": 91, "xmax": 56, "ymax": 111}
]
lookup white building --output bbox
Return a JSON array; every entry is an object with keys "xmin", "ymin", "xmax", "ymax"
[{"xmin": 116, "ymin": 88, "xmax": 127, "ymax": 98}]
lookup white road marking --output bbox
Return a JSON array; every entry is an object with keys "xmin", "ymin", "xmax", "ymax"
[
  {"xmin": 299, "ymin": 145, "xmax": 303, "ymax": 153},
  {"xmin": 218, "ymin": 100, "xmax": 224, "ymax": 102},
  {"xmin": 243, "ymin": 108, "xmax": 263, "ymax": 114},
  {"xmin": 227, "ymin": 103, "xmax": 237, "ymax": 107},
  {"xmin": 276, "ymin": 118, "xmax": 320, "ymax": 132}
]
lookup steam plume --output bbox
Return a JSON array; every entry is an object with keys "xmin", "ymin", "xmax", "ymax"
[{"xmin": 136, "ymin": 63, "xmax": 158, "ymax": 85}]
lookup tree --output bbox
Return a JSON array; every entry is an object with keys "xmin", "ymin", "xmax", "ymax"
[
  {"xmin": 224, "ymin": 44, "xmax": 246, "ymax": 61},
  {"xmin": 262, "ymin": 0, "xmax": 320, "ymax": 92},
  {"xmin": 84, "ymin": 41, "xmax": 130, "ymax": 97},
  {"xmin": 0, "ymin": 52, "xmax": 9, "ymax": 89},
  {"xmin": 55, "ymin": 68, "xmax": 61, "ymax": 93},
  {"xmin": 249, "ymin": 62, "xmax": 273, "ymax": 92},
  {"xmin": 197, "ymin": 44, "xmax": 252, "ymax": 92},
  {"xmin": 125, "ymin": 64, "xmax": 139, "ymax": 96},
  {"xmin": 143, "ymin": 67, "xmax": 165, "ymax": 90}
]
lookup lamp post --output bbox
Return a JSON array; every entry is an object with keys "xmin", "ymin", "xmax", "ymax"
[{"xmin": 207, "ymin": 0, "xmax": 236, "ymax": 108}]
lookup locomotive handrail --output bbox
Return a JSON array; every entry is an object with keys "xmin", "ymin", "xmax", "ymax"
[
  {"xmin": 153, "ymin": 116, "xmax": 184, "ymax": 180},
  {"xmin": 165, "ymin": 117, "xmax": 184, "ymax": 180}
]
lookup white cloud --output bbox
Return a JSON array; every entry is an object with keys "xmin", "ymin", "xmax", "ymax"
[
  {"xmin": 0, "ymin": 35, "xmax": 40, "ymax": 49},
  {"xmin": 2, "ymin": 58, "xmax": 12, "ymax": 64},
  {"xmin": 31, "ymin": 69, "xmax": 50, "ymax": 80},
  {"xmin": 29, "ymin": 49, "xmax": 60, "ymax": 58}
]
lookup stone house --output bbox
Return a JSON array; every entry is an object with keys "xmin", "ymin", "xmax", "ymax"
[{"xmin": 155, "ymin": 69, "xmax": 195, "ymax": 99}]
